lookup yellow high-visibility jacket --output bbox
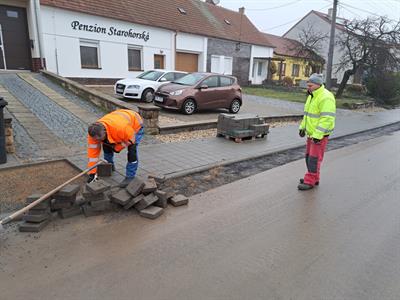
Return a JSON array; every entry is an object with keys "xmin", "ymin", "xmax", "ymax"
[{"xmin": 299, "ymin": 85, "xmax": 336, "ymax": 140}]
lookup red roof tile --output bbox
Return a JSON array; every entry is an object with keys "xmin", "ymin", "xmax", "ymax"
[{"xmin": 40, "ymin": 0, "xmax": 274, "ymax": 47}]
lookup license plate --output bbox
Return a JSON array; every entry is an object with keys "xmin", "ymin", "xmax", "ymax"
[
  {"xmin": 154, "ymin": 96, "xmax": 163, "ymax": 102},
  {"xmin": 116, "ymin": 88, "xmax": 124, "ymax": 93}
]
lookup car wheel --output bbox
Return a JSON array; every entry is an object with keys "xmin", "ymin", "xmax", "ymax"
[
  {"xmin": 182, "ymin": 99, "xmax": 196, "ymax": 115},
  {"xmin": 229, "ymin": 99, "xmax": 241, "ymax": 114},
  {"xmin": 141, "ymin": 88, "xmax": 154, "ymax": 103}
]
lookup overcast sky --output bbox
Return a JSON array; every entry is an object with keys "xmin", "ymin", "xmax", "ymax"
[{"xmin": 217, "ymin": 0, "xmax": 400, "ymax": 36}]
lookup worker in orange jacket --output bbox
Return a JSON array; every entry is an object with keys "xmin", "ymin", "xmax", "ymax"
[{"xmin": 87, "ymin": 109, "xmax": 144, "ymax": 187}]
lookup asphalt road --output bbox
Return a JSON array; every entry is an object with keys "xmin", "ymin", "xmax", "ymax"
[{"xmin": 1, "ymin": 131, "xmax": 399, "ymax": 300}]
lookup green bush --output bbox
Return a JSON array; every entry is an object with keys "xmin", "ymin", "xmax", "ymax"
[
  {"xmin": 282, "ymin": 76, "xmax": 293, "ymax": 87},
  {"xmin": 366, "ymin": 73, "xmax": 400, "ymax": 105}
]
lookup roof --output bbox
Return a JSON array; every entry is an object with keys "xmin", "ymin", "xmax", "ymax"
[
  {"xmin": 40, "ymin": 0, "xmax": 274, "ymax": 48},
  {"xmin": 312, "ymin": 10, "xmax": 347, "ymax": 31},
  {"xmin": 262, "ymin": 32, "xmax": 323, "ymax": 61}
]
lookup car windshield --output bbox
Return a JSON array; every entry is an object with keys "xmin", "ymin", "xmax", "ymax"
[
  {"xmin": 137, "ymin": 70, "xmax": 164, "ymax": 81},
  {"xmin": 173, "ymin": 73, "xmax": 208, "ymax": 86}
]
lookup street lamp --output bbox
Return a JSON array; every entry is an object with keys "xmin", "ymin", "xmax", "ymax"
[{"xmin": 0, "ymin": 96, "xmax": 9, "ymax": 164}]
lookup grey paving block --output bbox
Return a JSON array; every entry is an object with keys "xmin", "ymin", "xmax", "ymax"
[
  {"xmin": 19, "ymin": 219, "xmax": 50, "ymax": 232},
  {"xmin": 139, "ymin": 206, "xmax": 164, "ymax": 219},
  {"xmin": 53, "ymin": 194, "xmax": 77, "ymax": 203},
  {"xmin": 90, "ymin": 199, "xmax": 110, "ymax": 211},
  {"xmin": 154, "ymin": 190, "xmax": 168, "ymax": 208},
  {"xmin": 86, "ymin": 179, "xmax": 111, "ymax": 195},
  {"xmin": 82, "ymin": 204, "xmax": 103, "ymax": 217},
  {"xmin": 124, "ymin": 194, "xmax": 144, "ymax": 210},
  {"xmin": 169, "ymin": 194, "xmax": 189, "ymax": 207},
  {"xmin": 147, "ymin": 173, "xmax": 166, "ymax": 184},
  {"xmin": 126, "ymin": 178, "xmax": 145, "ymax": 197},
  {"xmin": 58, "ymin": 205, "xmax": 82, "ymax": 219},
  {"xmin": 23, "ymin": 212, "xmax": 50, "ymax": 223},
  {"xmin": 142, "ymin": 178, "xmax": 158, "ymax": 194},
  {"xmin": 26, "ymin": 194, "xmax": 50, "ymax": 210},
  {"xmin": 134, "ymin": 193, "xmax": 159, "ymax": 211},
  {"xmin": 97, "ymin": 163, "xmax": 113, "ymax": 177},
  {"xmin": 76, "ymin": 195, "xmax": 88, "ymax": 206},
  {"xmin": 111, "ymin": 189, "xmax": 132, "ymax": 206},
  {"xmin": 51, "ymin": 200, "xmax": 73, "ymax": 211},
  {"xmin": 56, "ymin": 184, "xmax": 80, "ymax": 197}
]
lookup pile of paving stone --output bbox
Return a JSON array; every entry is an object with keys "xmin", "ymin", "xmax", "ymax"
[{"xmin": 18, "ymin": 172, "xmax": 189, "ymax": 233}]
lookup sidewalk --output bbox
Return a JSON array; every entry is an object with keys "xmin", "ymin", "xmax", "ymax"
[{"xmin": 67, "ymin": 109, "xmax": 400, "ymax": 181}]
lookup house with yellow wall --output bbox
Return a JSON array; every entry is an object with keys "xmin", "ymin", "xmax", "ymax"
[{"xmin": 263, "ymin": 33, "xmax": 324, "ymax": 85}]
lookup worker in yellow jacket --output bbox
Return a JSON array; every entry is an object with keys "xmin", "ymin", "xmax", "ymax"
[
  {"xmin": 298, "ymin": 74, "xmax": 336, "ymax": 190},
  {"xmin": 87, "ymin": 109, "xmax": 144, "ymax": 187}
]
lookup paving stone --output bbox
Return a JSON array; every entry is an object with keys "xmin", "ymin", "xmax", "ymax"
[
  {"xmin": 124, "ymin": 194, "xmax": 144, "ymax": 210},
  {"xmin": 51, "ymin": 200, "xmax": 73, "ymax": 210},
  {"xmin": 97, "ymin": 163, "xmax": 113, "ymax": 177},
  {"xmin": 25, "ymin": 194, "xmax": 50, "ymax": 210},
  {"xmin": 154, "ymin": 190, "xmax": 168, "ymax": 208},
  {"xmin": 139, "ymin": 206, "xmax": 164, "ymax": 219},
  {"xmin": 90, "ymin": 199, "xmax": 110, "ymax": 211},
  {"xmin": 19, "ymin": 219, "xmax": 50, "ymax": 232},
  {"xmin": 111, "ymin": 189, "xmax": 132, "ymax": 206},
  {"xmin": 86, "ymin": 179, "xmax": 111, "ymax": 195},
  {"xmin": 82, "ymin": 204, "xmax": 103, "ymax": 217},
  {"xmin": 169, "ymin": 194, "xmax": 189, "ymax": 207},
  {"xmin": 27, "ymin": 208, "xmax": 50, "ymax": 215},
  {"xmin": 58, "ymin": 205, "xmax": 82, "ymax": 219},
  {"xmin": 126, "ymin": 178, "xmax": 145, "ymax": 197},
  {"xmin": 148, "ymin": 173, "xmax": 166, "ymax": 184},
  {"xmin": 76, "ymin": 195, "xmax": 88, "ymax": 206},
  {"xmin": 23, "ymin": 212, "xmax": 50, "ymax": 223},
  {"xmin": 142, "ymin": 178, "xmax": 158, "ymax": 194},
  {"xmin": 134, "ymin": 193, "xmax": 159, "ymax": 211},
  {"xmin": 53, "ymin": 195, "xmax": 77, "ymax": 203},
  {"xmin": 55, "ymin": 184, "xmax": 80, "ymax": 197}
]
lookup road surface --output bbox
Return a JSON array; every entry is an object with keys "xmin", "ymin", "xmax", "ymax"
[{"xmin": 1, "ymin": 131, "xmax": 399, "ymax": 300}]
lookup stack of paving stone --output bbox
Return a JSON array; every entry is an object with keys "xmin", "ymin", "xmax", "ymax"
[
  {"xmin": 19, "ymin": 194, "xmax": 52, "ymax": 232},
  {"xmin": 110, "ymin": 174, "xmax": 189, "ymax": 219},
  {"xmin": 51, "ymin": 184, "xmax": 82, "ymax": 219},
  {"xmin": 82, "ymin": 179, "xmax": 112, "ymax": 217}
]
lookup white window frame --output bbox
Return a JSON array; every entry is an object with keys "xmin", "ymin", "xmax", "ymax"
[
  {"xmin": 223, "ymin": 56, "xmax": 233, "ymax": 75},
  {"xmin": 79, "ymin": 39, "xmax": 101, "ymax": 69},
  {"xmin": 127, "ymin": 45, "xmax": 143, "ymax": 71},
  {"xmin": 211, "ymin": 55, "xmax": 233, "ymax": 75}
]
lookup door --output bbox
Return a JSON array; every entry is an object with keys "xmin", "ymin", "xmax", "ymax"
[
  {"xmin": 154, "ymin": 54, "xmax": 165, "ymax": 69},
  {"xmin": 253, "ymin": 60, "xmax": 267, "ymax": 84},
  {"xmin": 176, "ymin": 52, "xmax": 198, "ymax": 72},
  {"xmin": 0, "ymin": 5, "xmax": 31, "ymax": 70},
  {"xmin": 196, "ymin": 75, "xmax": 224, "ymax": 109}
]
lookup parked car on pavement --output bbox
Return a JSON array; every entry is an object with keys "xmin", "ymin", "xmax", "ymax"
[
  {"xmin": 114, "ymin": 69, "xmax": 187, "ymax": 102},
  {"xmin": 153, "ymin": 72, "xmax": 242, "ymax": 115}
]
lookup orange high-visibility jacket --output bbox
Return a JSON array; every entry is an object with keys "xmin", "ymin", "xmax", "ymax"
[{"xmin": 87, "ymin": 109, "xmax": 143, "ymax": 174}]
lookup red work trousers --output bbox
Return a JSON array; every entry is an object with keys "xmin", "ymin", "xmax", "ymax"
[{"xmin": 303, "ymin": 136, "xmax": 329, "ymax": 186}]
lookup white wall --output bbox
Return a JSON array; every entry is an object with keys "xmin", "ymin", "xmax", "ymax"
[
  {"xmin": 176, "ymin": 32, "xmax": 207, "ymax": 72},
  {"xmin": 41, "ymin": 6, "xmax": 174, "ymax": 78},
  {"xmin": 249, "ymin": 45, "xmax": 273, "ymax": 82}
]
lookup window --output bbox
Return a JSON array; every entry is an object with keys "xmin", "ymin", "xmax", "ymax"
[
  {"xmin": 202, "ymin": 76, "xmax": 219, "ymax": 88},
  {"xmin": 128, "ymin": 47, "xmax": 142, "ymax": 71},
  {"xmin": 159, "ymin": 72, "xmax": 175, "ymax": 82},
  {"xmin": 292, "ymin": 64, "xmax": 300, "ymax": 77},
  {"xmin": 220, "ymin": 76, "xmax": 234, "ymax": 87},
  {"xmin": 224, "ymin": 57, "xmax": 233, "ymax": 75},
  {"xmin": 211, "ymin": 55, "xmax": 233, "ymax": 75},
  {"xmin": 305, "ymin": 65, "xmax": 311, "ymax": 77},
  {"xmin": 173, "ymin": 72, "xmax": 186, "ymax": 80},
  {"xmin": 80, "ymin": 40, "xmax": 100, "ymax": 69},
  {"xmin": 6, "ymin": 10, "xmax": 18, "ymax": 18},
  {"xmin": 278, "ymin": 62, "xmax": 286, "ymax": 76},
  {"xmin": 257, "ymin": 61, "xmax": 263, "ymax": 76}
]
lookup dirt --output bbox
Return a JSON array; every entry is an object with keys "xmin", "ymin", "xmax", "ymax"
[{"xmin": 0, "ymin": 160, "xmax": 85, "ymax": 213}]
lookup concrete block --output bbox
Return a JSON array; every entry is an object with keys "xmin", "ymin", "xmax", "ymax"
[
  {"xmin": 51, "ymin": 200, "xmax": 73, "ymax": 211},
  {"xmin": 26, "ymin": 194, "xmax": 50, "ymax": 210},
  {"xmin": 58, "ymin": 205, "xmax": 82, "ymax": 219},
  {"xmin": 154, "ymin": 190, "xmax": 168, "ymax": 208},
  {"xmin": 97, "ymin": 163, "xmax": 113, "ymax": 177},
  {"xmin": 148, "ymin": 173, "xmax": 166, "ymax": 184},
  {"xmin": 126, "ymin": 178, "xmax": 145, "ymax": 197},
  {"xmin": 139, "ymin": 206, "xmax": 164, "ymax": 219},
  {"xmin": 23, "ymin": 212, "xmax": 50, "ymax": 223},
  {"xmin": 124, "ymin": 194, "xmax": 144, "ymax": 210},
  {"xmin": 53, "ymin": 195, "xmax": 76, "ymax": 203},
  {"xmin": 111, "ymin": 189, "xmax": 132, "ymax": 206},
  {"xmin": 169, "ymin": 194, "xmax": 189, "ymax": 207},
  {"xmin": 86, "ymin": 179, "xmax": 111, "ymax": 195},
  {"xmin": 82, "ymin": 204, "xmax": 103, "ymax": 217},
  {"xmin": 142, "ymin": 178, "xmax": 158, "ymax": 194},
  {"xmin": 134, "ymin": 193, "xmax": 158, "ymax": 211},
  {"xmin": 76, "ymin": 195, "xmax": 88, "ymax": 206},
  {"xmin": 27, "ymin": 208, "xmax": 50, "ymax": 215},
  {"xmin": 90, "ymin": 199, "xmax": 110, "ymax": 211},
  {"xmin": 19, "ymin": 219, "xmax": 50, "ymax": 232},
  {"xmin": 56, "ymin": 184, "xmax": 80, "ymax": 197}
]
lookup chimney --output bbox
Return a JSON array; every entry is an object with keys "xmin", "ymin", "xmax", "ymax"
[
  {"xmin": 328, "ymin": 8, "xmax": 333, "ymax": 19},
  {"xmin": 239, "ymin": 7, "xmax": 245, "ymax": 14}
]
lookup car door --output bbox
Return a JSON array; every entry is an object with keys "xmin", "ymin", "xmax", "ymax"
[
  {"xmin": 219, "ymin": 76, "xmax": 236, "ymax": 107},
  {"xmin": 195, "ymin": 75, "xmax": 221, "ymax": 109}
]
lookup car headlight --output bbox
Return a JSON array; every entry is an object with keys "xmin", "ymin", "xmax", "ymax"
[
  {"xmin": 170, "ymin": 90, "xmax": 183, "ymax": 96},
  {"xmin": 127, "ymin": 85, "xmax": 140, "ymax": 89}
]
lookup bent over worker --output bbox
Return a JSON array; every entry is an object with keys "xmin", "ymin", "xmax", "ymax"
[
  {"xmin": 298, "ymin": 73, "xmax": 336, "ymax": 190},
  {"xmin": 87, "ymin": 109, "xmax": 144, "ymax": 187}
]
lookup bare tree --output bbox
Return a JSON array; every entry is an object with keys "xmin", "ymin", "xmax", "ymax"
[{"xmin": 336, "ymin": 16, "xmax": 400, "ymax": 98}]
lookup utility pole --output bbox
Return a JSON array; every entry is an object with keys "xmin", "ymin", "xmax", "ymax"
[{"xmin": 325, "ymin": 0, "xmax": 338, "ymax": 89}]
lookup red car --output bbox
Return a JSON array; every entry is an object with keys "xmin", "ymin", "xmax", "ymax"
[{"xmin": 153, "ymin": 72, "xmax": 242, "ymax": 115}]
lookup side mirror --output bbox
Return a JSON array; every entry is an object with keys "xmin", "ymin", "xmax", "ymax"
[
  {"xmin": 199, "ymin": 84, "xmax": 208, "ymax": 90},
  {"xmin": 159, "ymin": 77, "xmax": 167, "ymax": 82}
]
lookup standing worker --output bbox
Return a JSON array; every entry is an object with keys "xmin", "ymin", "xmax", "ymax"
[
  {"xmin": 298, "ymin": 73, "xmax": 336, "ymax": 190},
  {"xmin": 87, "ymin": 109, "xmax": 144, "ymax": 187}
]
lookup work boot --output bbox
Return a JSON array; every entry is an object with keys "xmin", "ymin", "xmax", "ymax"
[
  {"xmin": 299, "ymin": 178, "xmax": 319, "ymax": 186},
  {"xmin": 297, "ymin": 183, "xmax": 314, "ymax": 190},
  {"xmin": 119, "ymin": 177, "xmax": 134, "ymax": 188}
]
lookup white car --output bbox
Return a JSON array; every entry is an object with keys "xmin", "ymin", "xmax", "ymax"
[{"xmin": 114, "ymin": 69, "xmax": 187, "ymax": 102}]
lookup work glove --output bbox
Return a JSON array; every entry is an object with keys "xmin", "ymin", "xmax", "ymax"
[
  {"xmin": 299, "ymin": 129, "xmax": 305, "ymax": 138},
  {"xmin": 87, "ymin": 174, "xmax": 98, "ymax": 184},
  {"xmin": 312, "ymin": 138, "xmax": 321, "ymax": 144}
]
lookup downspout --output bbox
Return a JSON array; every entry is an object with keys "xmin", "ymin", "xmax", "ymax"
[
  {"xmin": 34, "ymin": 0, "xmax": 46, "ymax": 69},
  {"xmin": 174, "ymin": 30, "xmax": 178, "ymax": 70}
]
